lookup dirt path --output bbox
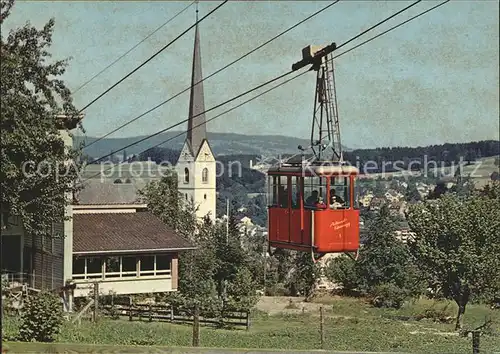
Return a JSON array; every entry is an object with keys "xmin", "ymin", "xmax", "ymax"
[{"xmin": 256, "ymin": 296, "xmax": 330, "ymax": 316}]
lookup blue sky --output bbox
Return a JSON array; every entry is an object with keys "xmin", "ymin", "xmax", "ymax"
[{"xmin": 3, "ymin": 1, "xmax": 499, "ymax": 149}]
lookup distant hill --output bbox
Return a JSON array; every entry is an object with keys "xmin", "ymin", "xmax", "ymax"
[{"xmin": 75, "ymin": 131, "xmax": 351, "ymax": 160}]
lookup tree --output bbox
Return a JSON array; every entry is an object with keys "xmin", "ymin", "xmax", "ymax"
[
  {"xmin": 427, "ymin": 182, "xmax": 449, "ymax": 200},
  {"xmin": 286, "ymin": 252, "xmax": 322, "ymax": 298},
  {"xmin": 138, "ymin": 146, "xmax": 179, "ymax": 165},
  {"xmin": 405, "ymin": 183, "xmax": 421, "ymax": 202},
  {"xmin": 213, "ymin": 214, "xmax": 247, "ymax": 299},
  {"xmin": 226, "ymin": 267, "xmax": 259, "ymax": 311},
  {"xmin": 357, "ymin": 206, "xmax": 423, "ymax": 305},
  {"xmin": 406, "ymin": 183, "xmax": 500, "ymax": 330},
  {"xmin": 1, "ymin": 0, "xmax": 81, "ymax": 240},
  {"xmin": 325, "ymin": 254, "xmax": 359, "ymax": 293},
  {"xmin": 139, "ymin": 169, "xmax": 196, "ymax": 240},
  {"xmin": 140, "ymin": 170, "xmax": 218, "ymax": 312}
]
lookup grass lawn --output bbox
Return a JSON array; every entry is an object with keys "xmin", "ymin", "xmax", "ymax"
[{"xmin": 3, "ymin": 296, "xmax": 500, "ymax": 353}]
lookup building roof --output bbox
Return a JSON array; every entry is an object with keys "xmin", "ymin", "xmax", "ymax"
[
  {"xmin": 76, "ymin": 180, "xmax": 148, "ymax": 205},
  {"xmin": 186, "ymin": 15, "xmax": 207, "ymax": 157},
  {"xmin": 73, "ymin": 211, "xmax": 195, "ymax": 253},
  {"xmin": 81, "ymin": 162, "xmax": 171, "ymax": 180}
]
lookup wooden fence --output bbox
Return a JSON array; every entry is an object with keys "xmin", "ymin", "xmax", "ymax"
[{"xmin": 100, "ymin": 302, "xmax": 250, "ymax": 330}]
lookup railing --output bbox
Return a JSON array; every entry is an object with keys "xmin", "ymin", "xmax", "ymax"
[
  {"xmin": 100, "ymin": 301, "xmax": 250, "ymax": 329},
  {"xmin": 1, "ymin": 271, "xmax": 29, "ymax": 286}
]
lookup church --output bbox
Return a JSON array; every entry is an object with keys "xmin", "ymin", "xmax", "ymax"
[{"xmin": 174, "ymin": 8, "xmax": 216, "ymax": 221}]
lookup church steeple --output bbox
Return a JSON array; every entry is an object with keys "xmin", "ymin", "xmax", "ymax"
[
  {"xmin": 187, "ymin": 3, "xmax": 206, "ymax": 157},
  {"xmin": 176, "ymin": 2, "xmax": 216, "ymax": 222}
]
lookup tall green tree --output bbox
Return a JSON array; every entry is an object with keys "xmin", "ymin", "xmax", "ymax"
[
  {"xmin": 356, "ymin": 205, "xmax": 423, "ymax": 304},
  {"xmin": 226, "ymin": 267, "xmax": 259, "ymax": 311},
  {"xmin": 139, "ymin": 169, "xmax": 196, "ymax": 240},
  {"xmin": 1, "ymin": 0, "xmax": 81, "ymax": 239},
  {"xmin": 213, "ymin": 214, "xmax": 247, "ymax": 299},
  {"xmin": 287, "ymin": 251, "xmax": 322, "ymax": 298},
  {"xmin": 406, "ymin": 182, "xmax": 500, "ymax": 330}
]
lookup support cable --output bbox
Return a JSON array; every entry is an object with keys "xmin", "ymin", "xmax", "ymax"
[
  {"xmin": 83, "ymin": 0, "xmax": 341, "ymax": 149},
  {"xmin": 84, "ymin": 0, "xmax": 450, "ymax": 178},
  {"xmin": 73, "ymin": 1, "xmax": 196, "ymax": 95},
  {"xmin": 76, "ymin": 0, "xmax": 228, "ymax": 115}
]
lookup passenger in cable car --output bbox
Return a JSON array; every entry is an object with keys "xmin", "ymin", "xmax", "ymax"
[
  {"xmin": 279, "ymin": 186, "xmax": 288, "ymax": 208},
  {"xmin": 316, "ymin": 197, "xmax": 327, "ymax": 209},
  {"xmin": 305, "ymin": 190, "xmax": 319, "ymax": 207},
  {"xmin": 292, "ymin": 191, "xmax": 301, "ymax": 208},
  {"xmin": 329, "ymin": 189, "xmax": 345, "ymax": 209}
]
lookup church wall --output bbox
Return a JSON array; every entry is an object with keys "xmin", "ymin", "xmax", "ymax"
[
  {"xmin": 192, "ymin": 159, "xmax": 216, "ymax": 220},
  {"xmin": 175, "ymin": 141, "xmax": 216, "ymax": 221}
]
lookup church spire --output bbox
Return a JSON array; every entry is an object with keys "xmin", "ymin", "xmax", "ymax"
[{"xmin": 187, "ymin": 1, "xmax": 206, "ymax": 156}]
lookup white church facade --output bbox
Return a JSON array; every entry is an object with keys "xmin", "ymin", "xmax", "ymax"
[{"xmin": 176, "ymin": 140, "xmax": 217, "ymax": 221}]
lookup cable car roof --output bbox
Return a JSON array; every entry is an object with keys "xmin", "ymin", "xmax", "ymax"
[{"xmin": 267, "ymin": 163, "xmax": 359, "ymax": 176}]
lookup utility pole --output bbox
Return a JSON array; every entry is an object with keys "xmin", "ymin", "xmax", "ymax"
[
  {"xmin": 263, "ymin": 235, "xmax": 267, "ymax": 295},
  {"xmin": 226, "ymin": 198, "xmax": 229, "ymax": 243}
]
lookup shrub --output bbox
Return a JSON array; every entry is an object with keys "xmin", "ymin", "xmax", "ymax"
[
  {"xmin": 19, "ymin": 291, "xmax": 64, "ymax": 342},
  {"xmin": 370, "ymin": 283, "xmax": 408, "ymax": 309},
  {"xmin": 415, "ymin": 305, "xmax": 454, "ymax": 323}
]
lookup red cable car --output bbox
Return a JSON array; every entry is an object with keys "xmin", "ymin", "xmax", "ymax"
[
  {"xmin": 267, "ymin": 164, "xmax": 359, "ymax": 254},
  {"xmin": 267, "ymin": 43, "xmax": 360, "ymax": 259}
]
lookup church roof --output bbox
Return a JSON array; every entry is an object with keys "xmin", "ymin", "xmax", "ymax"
[{"xmin": 186, "ymin": 12, "xmax": 207, "ymax": 157}]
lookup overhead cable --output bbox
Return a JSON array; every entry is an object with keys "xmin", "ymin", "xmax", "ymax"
[
  {"xmin": 84, "ymin": 0, "xmax": 450, "ymax": 177},
  {"xmin": 73, "ymin": 1, "xmax": 195, "ymax": 95},
  {"xmin": 329, "ymin": 0, "xmax": 451, "ymax": 61},
  {"xmin": 82, "ymin": 71, "xmax": 307, "ymax": 182},
  {"xmin": 83, "ymin": 0, "xmax": 341, "ymax": 150},
  {"xmin": 87, "ymin": 70, "xmax": 296, "ymax": 165},
  {"xmin": 76, "ymin": 0, "xmax": 228, "ymax": 115}
]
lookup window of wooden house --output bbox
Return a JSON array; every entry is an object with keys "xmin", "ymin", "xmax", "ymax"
[
  {"xmin": 155, "ymin": 255, "xmax": 171, "ymax": 275},
  {"xmin": 86, "ymin": 257, "xmax": 102, "ymax": 279},
  {"xmin": 139, "ymin": 255, "xmax": 154, "ymax": 276},
  {"xmin": 104, "ymin": 256, "xmax": 121, "ymax": 279},
  {"xmin": 72, "ymin": 257, "xmax": 85, "ymax": 280},
  {"xmin": 121, "ymin": 256, "xmax": 137, "ymax": 277}
]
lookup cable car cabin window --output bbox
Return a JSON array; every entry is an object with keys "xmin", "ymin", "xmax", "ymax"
[
  {"xmin": 278, "ymin": 176, "xmax": 289, "ymax": 208},
  {"xmin": 304, "ymin": 176, "xmax": 327, "ymax": 209},
  {"xmin": 268, "ymin": 176, "xmax": 278, "ymax": 207},
  {"xmin": 353, "ymin": 177, "xmax": 360, "ymax": 209},
  {"xmin": 330, "ymin": 176, "xmax": 350, "ymax": 209},
  {"xmin": 291, "ymin": 176, "xmax": 302, "ymax": 209},
  {"xmin": 268, "ymin": 176, "xmax": 291, "ymax": 208}
]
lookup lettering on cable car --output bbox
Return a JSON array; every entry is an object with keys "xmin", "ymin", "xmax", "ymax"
[{"xmin": 330, "ymin": 218, "xmax": 351, "ymax": 230}]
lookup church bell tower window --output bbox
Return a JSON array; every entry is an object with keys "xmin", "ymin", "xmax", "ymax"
[{"xmin": 202, "ymin": 168, "xmax": 208, "ymax": 183}]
